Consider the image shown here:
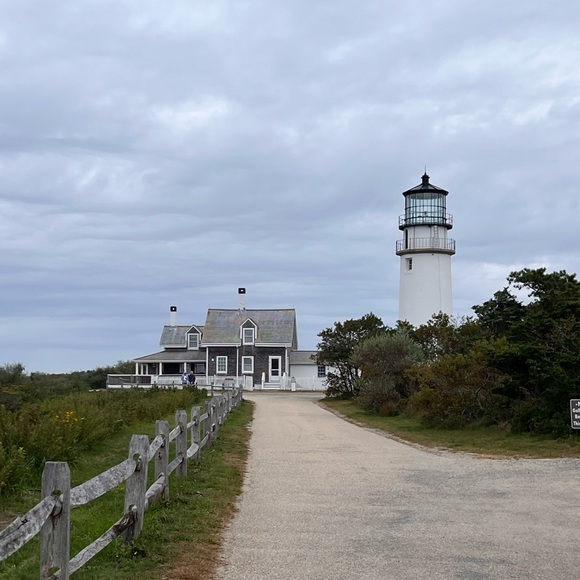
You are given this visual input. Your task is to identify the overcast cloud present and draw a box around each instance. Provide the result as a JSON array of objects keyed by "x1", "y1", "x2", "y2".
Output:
[{"x1": 1, "y1": 0, "x2": 579, "y2": 372}]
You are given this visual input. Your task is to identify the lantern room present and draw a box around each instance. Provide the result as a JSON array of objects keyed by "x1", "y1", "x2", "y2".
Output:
[{"x1": 399, "y1": 172, "x2": 453, "y2": 230}]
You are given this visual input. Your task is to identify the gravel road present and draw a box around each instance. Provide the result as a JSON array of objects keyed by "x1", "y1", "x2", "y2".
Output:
[{"x1": 216, "y1": 392, "x2": 580, "y2": 580}]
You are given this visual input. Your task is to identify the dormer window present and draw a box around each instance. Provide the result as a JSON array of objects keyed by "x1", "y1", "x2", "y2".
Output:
[
  {"x1": 188, "y1": 333, "x2": 200, "y2": 349},
  {"x1": 242, "y1": 327, "x2": 255, "y2": 345}
]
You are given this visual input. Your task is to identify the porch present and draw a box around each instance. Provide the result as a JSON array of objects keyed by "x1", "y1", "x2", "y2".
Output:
[
  {"x1": 106, "y1": 374, "x2": 252, "y2": 390},
  {"x1": 106, "y1": 372, "x2": 325, "y2": 391}
]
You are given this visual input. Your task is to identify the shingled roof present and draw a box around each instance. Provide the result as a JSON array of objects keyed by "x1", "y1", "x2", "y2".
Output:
[
  {"x1": 202, "y1": 308, "x2": 297, "y2": 346},
  {"x1": 159, "y1": 325, "x2": 204, "y2": 347},
  {"x1": 135, "y1": 350, "x2": 206, "y2": 362},
  {"x1": 289, "y1": 350, "x2": 318, "y2": 364}
]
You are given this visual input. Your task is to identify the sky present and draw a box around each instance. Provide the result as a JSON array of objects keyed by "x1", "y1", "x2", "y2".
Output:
[{"x1": 1, "y1": 0, "x2": 579, "y2": 373}]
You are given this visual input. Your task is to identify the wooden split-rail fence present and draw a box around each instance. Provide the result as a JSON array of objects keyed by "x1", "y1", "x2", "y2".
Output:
[{"x1": 0, "y1": 389, "x2": 243, "y2": 579}]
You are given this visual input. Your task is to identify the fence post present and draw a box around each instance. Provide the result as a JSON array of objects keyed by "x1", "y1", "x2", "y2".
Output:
[
  {"x1": 204, "y1": 400, "x2": 212, "y2": 448},
  {"x1": 123, "y1": 435, "x2": 149, "y2": 544},
  {"x1": 155, "y1": 420, "x2": 170, "y2": 502},
  {"x1": 210, "y1": 400, "x2": 217, "y2": 443},
  {"x1": 176, "y1": 410, "x2": 188, "y2": 477},
  {"x1": 191, "y1": 406, "x2": 201, "y2": 460},
  {"x1": 214, "y1": 399, "x2": 221, "y2": 437},
  {"x1": 40, "y1": 462, "x2": 70, "y2": 580}
]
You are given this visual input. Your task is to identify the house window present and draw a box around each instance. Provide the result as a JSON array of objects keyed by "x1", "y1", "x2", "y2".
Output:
[
  {"x1": 190, "y1": 362, "x2": 206, "y2": 374},
  {"x1": 162, "y1": 362, "x2": 180, "y2": 375},
  {"x1": 317, "y1": 366, "x2": 327, "y2": 378},
  {"x1": 242, "y1": 356, "x2": 254, "y2": 374},
  {"x1": 243, "y1": 327, "x2": 255, "y2": 345},
  {"x1": 188, "y1": 333, "x2": 200, "y2": 349},
  {"x1": 216, "y1": 356, "x2": 227, "y2": 374},
  {"x1": 406, "y1": 258, "x2": 413, "y2": 271}
]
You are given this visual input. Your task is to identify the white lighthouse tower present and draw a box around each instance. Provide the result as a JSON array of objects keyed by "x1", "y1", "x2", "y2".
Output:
[{"x1": 396, "y1": 173, "x2": 456, "y2": 327}]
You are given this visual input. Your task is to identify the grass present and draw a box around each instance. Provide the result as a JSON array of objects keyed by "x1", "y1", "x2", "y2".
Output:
[
  {"x1": 320, "y1": 398, "x2": 580, "y2": 458},
  {"x1": 0, "y1": 399, "x2": 254, "y2": 579}
]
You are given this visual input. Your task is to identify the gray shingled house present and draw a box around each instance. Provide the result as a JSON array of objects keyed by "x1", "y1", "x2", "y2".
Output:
[{"x1": 125, "y1": 307, "x2": 326, "y2": 390}]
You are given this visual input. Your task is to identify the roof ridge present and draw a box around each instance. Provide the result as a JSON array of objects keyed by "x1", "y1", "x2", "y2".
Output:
[{"x1": 207, "y1": 308, "x2": 295, "y2": 311}]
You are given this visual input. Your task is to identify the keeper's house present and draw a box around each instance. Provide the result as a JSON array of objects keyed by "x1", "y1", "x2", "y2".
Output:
[{"x1": 107, "y1": 306, "x2": 326, "y2": 391}]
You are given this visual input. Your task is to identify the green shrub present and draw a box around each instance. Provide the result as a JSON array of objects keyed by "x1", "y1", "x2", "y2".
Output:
[
  {"x1": 510, "y1": 402, "x2": 572, "y2": 438},
  {"x1": 353, "y1": 330, "x2": 424, "y2": 414},
  {"x1": 0, "y1": 442, "x2": 32, "y2": 494},
  {"x1": 407, "y1": 351, "x2": 502, "y2": 429}
]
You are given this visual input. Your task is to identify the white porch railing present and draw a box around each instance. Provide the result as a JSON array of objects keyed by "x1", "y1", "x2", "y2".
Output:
[
  {"x1": 106, "y1": 374, "x2": 253, "y2": 391},
  {"x1": 106, "y1": 374, "x2": 324, "y2": 391},
  {"x1": 251, "y1": 373, "x2": 326, "y2": 391}
]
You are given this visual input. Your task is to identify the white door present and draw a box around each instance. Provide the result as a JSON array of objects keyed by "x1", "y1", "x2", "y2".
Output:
[{"x1": 269, "y1": 356, "x2": 281, "y2": 383}]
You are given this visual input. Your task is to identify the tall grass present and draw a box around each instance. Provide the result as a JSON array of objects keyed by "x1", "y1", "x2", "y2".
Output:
[
  {"x1": 0, "y1": 398, "x2": 253, "y2": 580},
  {"x1": 0, "y1": 388, "x2": 205, "y2": 495}
]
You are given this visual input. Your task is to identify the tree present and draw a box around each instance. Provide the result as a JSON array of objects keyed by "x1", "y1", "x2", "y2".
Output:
[
  {"x1": 83, "y1": 360, "x2": 136, "y2": 390},
  {"x1": 0, "y1": 363, "x2": 26, "y2": 387},
  {"x1": 472, "y1": 288, "x2": 526, "y2": 338},
  {"x1": 473, "y1": 268, "x2": 580, "y2": 435},
  {"x1": 316, "y1": 313, "x2": 385, "y2": 397},
  {"x1": 352, "y1": 329, "x2": 424, "y2": 414},
  {"x1": 411, "y1": 313, "x2": 483, "y2": 361}
]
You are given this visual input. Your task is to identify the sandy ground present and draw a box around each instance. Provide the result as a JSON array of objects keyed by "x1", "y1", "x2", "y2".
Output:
[{"x1": 216, "y1": 392, "x2": 580, "y2": 580}]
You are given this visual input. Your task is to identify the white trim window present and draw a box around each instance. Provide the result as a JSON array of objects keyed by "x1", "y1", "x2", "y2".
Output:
[
  {"x1": 242, "y1": 327, "x2": 255, "y2": 345},
  {"x1": 317, "y1": 365, "x2": 327, "y2": 378},
  {"x1": 216, "y1": 356, "x2": 228, "y2": 374},
  {"x1": 406, "y1": 258, "x2": 413, "y2": 271},
  {"x1": 242, "y1": 356, "x2": 254, "y2": 374},
  {"x1": 188, "y1": 333, "x2": 200, "y2": 349}
]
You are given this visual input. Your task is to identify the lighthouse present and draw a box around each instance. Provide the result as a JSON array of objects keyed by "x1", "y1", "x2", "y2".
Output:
[{"x1": 396, "y1": 173, "x2": 456, "y2": 327}]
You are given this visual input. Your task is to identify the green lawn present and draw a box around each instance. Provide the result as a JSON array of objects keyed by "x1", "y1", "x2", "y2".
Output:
[
  {"x1": 0, "y1": 399, "x2": 254, "y2": 580},
  {"x1": 320, "y1": 398, "x2": 580, "y2": 458}
]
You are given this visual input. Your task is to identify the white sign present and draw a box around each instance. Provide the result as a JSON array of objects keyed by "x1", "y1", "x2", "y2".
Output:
[{"x1": 570, "y1": 399, "x2": 580, "y2": 429}]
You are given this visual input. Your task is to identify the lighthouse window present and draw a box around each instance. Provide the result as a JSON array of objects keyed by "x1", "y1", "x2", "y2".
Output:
[
  {"x1": 405, "y1": 192, "x2": 446, "y2": 224},
  {"x1": 406, "y1": 258, "x2": 413, "y2": 271}
]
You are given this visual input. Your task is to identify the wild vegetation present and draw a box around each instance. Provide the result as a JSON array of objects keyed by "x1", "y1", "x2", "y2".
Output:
[
  {"x1": 0, "y1": 361, "x2": 204, "y2": 496},
  {"x1": 317, "y1": 268, "x2": 580, "y2": 438},
  {"x1": 0, "y1": 360, "x2": 135, "y2": 412},
  {"x1": 0, "y1": 356, "x2": 253, "y2": 578},
  {"x1": 0, "y1": 398, "x2": 253, "y2": 580}
]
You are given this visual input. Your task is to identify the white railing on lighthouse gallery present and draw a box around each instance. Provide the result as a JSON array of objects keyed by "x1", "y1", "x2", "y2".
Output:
[{"x1": 396, "y1": 237, "x2": 456, "y2": 254}]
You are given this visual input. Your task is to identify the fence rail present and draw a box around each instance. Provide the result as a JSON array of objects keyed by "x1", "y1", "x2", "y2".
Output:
[{"x1": 0, "y1": 388, "x2": 243, "y2": 579}]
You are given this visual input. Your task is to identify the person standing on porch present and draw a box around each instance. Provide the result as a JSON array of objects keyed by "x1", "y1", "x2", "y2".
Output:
[{"x1": 181, "y1": 371, "x2": 188, "y2": 387}]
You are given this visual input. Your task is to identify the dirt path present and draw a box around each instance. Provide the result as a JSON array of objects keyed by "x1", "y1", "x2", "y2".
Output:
[{"x1": 216, "y1": 392, "x2": 580, "y2": 580}]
